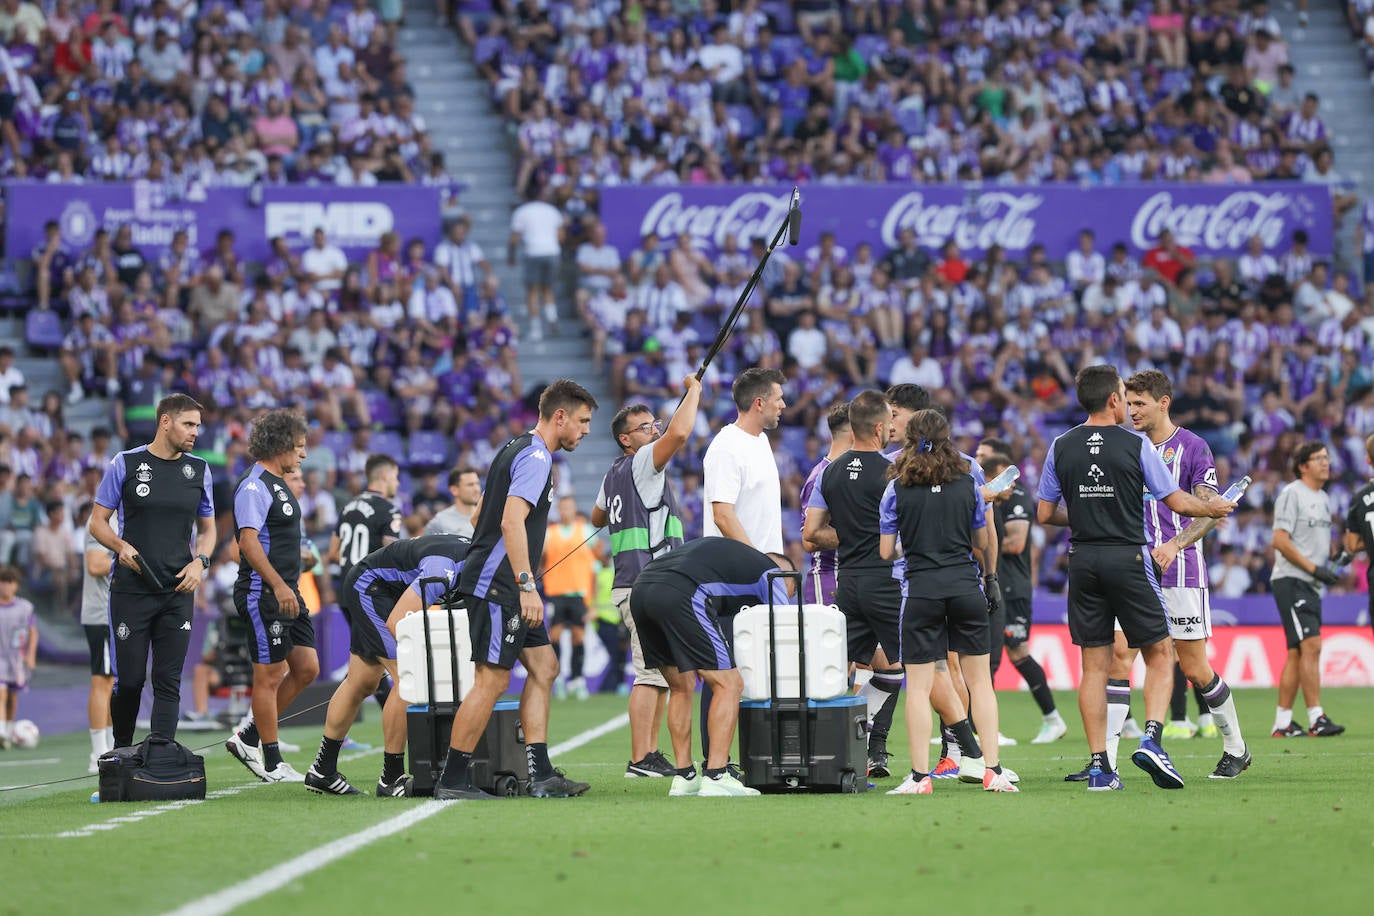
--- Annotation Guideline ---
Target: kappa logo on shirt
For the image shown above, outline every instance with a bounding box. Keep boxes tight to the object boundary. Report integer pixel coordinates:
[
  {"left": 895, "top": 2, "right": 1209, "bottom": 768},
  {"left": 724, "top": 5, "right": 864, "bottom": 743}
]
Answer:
[
  {"left": 135, "top": 463, "right": 153, "bottom": 483},
  {"left": 1364, "top": 492, "right": 1374, "bottom": 507},
  {"left": 1086, "top": 432, "right": 1103, "bottom": 455},
  {"left": 245, "top": 481, "right": 259, "bottom": 492}
]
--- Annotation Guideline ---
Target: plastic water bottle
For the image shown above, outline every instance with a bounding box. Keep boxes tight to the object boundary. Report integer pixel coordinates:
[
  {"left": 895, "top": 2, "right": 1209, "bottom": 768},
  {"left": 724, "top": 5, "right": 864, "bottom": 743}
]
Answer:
[
  {"left": 90, "top": 791, "right": 100, "bottom": 803},
  {"left": 986, "top": 465, "right": 1020, "bottom": 495},
  {"left": 1221, "top": 476, "right": 1251, "bottom": 502}
]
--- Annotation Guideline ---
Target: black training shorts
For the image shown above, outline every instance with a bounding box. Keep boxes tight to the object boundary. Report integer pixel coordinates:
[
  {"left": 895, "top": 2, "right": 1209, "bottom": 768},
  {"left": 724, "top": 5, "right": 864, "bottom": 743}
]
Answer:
[
  {"left": 1066, "top": 544, "right": 1169, "bottom": 650},
  {"left": 836, "top": 572, "right": 903, "bottom": 667},
  {"left": 900, "top": 589, "right": 990, "bottom": 665},
  {"left": 629, "top": 576, "right": 735, "bottom": 673},
  {"left": 1272, "top": 577, "right": 1322, "bottom": 650},
  {"left": 467, "top": 594, "right": 551, "bottom": 670}
]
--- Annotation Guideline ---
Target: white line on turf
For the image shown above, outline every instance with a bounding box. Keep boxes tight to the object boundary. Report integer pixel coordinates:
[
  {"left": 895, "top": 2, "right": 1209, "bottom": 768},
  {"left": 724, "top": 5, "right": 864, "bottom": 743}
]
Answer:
[
  {"left": 161, "top": 713, "right": 630, "bottom": 916},
  {"left": 0, "top": 758, "right": 61, "bottom": 767}
]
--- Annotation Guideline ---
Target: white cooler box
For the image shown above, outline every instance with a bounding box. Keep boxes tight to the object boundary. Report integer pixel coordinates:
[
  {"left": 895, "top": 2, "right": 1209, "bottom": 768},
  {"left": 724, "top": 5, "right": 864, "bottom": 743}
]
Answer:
[
  {"left": 395, "top": 607, "right": 475, "bottom": 705},
  {"left": 733, "top": 603, "right": 848, "bottom": 701}
]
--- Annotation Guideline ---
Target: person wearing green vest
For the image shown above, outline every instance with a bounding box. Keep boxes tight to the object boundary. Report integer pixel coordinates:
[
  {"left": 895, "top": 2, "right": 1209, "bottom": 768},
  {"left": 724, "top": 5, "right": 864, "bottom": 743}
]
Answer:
[
  {"left": 592, "top": 374, "right": 701, "bottom": 778},
  {"left": 590, "top": 561, "right": 628, "bottom": 695}
]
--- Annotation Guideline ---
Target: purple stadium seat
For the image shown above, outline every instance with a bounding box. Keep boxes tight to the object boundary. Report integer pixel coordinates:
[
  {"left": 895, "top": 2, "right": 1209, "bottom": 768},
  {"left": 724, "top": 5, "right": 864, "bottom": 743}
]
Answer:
[
  {"left": 25, "top": 308, "right": 64, "bottom": 350},
  {"left": 369, "top": 430, "right": 405, "bottom": 461},
  {"left": 762, "top": 1, "right": 795, "bottom": 33},
  {"left": 407, "top": 430, "right": 451, "bottom": 469},
  {"left": 874, "top": 348, "right": 905, "bottom": 384},
  {"left": 321, "top": 430, "right": 352, "bottom": 459},
  {"left": 779, "top": 425, "right": 809, "bottom": 461},
  {"left": 362, "top": 390, "right": 401, "bottom": 430}
]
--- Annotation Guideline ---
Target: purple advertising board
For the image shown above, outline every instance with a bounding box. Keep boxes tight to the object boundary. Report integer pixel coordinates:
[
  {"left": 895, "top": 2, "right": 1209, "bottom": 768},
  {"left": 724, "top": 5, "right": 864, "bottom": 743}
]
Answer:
[
  {"left": 599, "top": 183, "right": 1334, "bottom": 261},
  {"left": 3, "top": 181, "right": 443, "bottom": 262}
]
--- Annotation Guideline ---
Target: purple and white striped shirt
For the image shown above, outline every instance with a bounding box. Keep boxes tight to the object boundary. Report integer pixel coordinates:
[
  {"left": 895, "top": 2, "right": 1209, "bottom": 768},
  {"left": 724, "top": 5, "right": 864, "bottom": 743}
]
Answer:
[{"left": 1144, "top": 426, "right": 1218, "bottom": 589}]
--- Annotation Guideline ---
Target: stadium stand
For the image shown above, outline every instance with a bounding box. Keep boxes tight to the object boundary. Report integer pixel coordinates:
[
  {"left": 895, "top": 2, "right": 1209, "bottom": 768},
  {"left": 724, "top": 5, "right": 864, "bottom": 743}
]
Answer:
[{"left": 1, "top": 0, "right": 1371, "bottom": 642}]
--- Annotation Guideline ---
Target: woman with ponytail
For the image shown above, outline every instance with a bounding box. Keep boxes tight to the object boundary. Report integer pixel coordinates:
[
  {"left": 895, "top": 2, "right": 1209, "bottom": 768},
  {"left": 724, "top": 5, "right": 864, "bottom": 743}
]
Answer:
[{"left": 879, "top": 409, "right": 1018, "bottom": 794}]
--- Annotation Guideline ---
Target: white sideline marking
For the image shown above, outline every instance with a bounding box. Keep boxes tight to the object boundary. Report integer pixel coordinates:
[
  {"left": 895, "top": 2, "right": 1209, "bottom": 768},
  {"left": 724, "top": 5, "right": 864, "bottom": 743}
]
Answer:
[
  {"left": 0, "top": 758, "right": 61, "bottom": 767},
  {"left": 162, "top": 714, "right": 630, "bottom": 916}
]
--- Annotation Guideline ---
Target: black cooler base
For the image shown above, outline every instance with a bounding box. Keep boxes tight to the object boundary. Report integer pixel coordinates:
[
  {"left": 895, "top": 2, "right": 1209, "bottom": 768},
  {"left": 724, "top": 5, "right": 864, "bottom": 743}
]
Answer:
[
  {"left": 406, "top": 697, "right": 528, "bottom": 797},
  {"left": 738, "top": 696, "right": 868, "bottom": 793}
]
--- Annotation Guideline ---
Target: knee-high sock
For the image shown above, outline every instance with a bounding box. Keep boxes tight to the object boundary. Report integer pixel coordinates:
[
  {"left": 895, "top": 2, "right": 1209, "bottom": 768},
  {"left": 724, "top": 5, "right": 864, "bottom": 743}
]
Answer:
[
  {"left": 1199, "top": 675, "right": 1245, "bottom": 755},
  {"left": 864, "top": 669, "right": 903, "bottom": 745},
  {"left": 1193, "top": 682, "right": 1210, "bottom": 721},
  {"left": 948, "top": 718, "right": 981, "bottom": 760},
  {"left": 1169, "top": 663, "right": 1188, "bottom": 722},
  {"left": 1106, "top": 678, "right": 1131, "bottom": 772},
  {"left": 571, "top": 643, "right": 585, "bottom": 679},
  {"left": 1012, "top": 655, "right": 1057, "bottom": 716}
]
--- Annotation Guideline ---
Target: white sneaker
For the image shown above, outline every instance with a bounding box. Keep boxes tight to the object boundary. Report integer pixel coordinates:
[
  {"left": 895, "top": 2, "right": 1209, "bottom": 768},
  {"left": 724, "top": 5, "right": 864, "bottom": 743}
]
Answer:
[
  {"left": 528, "top": 319, "right": 544, "bottom": 342},
  {"left": 262, "top": 761, "right": 307, "bottom": 783},
  {"left": 543, "top": 303, "right": 559, "bottom": 327},
  {"left": 226, "top": 731, "right": 268, "bottom": 780},
  {"left": 1032, "top": 715, "right": 1068, "bottom": 744},
  {"left": 89, "top": 753, "right": 101, "bottom": 775},
  {"left": 983, "top": 769, "right": 1020, "bottom": 793},
  {"left": 669, "top": 774, "right": 700, "bottom": 797},
  {"left": 67, "top": 382, "right": 84, "bottom": 405},
  {"left": 1121, "top": 718, "right": 1144, "bottom": 739},
  {"left": 1002, "top": 765, "right": 1020, "bottom": 784},
  {"left": 997, "top": 732, "right": 1018, "bottom": 746},
  {"left": 277, "top": 739, "right": 302, "bottom": 753},
  {"left": 698, "top": 773, "right": 760, "bottom": 797},
  {"left": 886, "top": 773, "right": 933, "bottom": 795},
  {"left": 958, "top": 756, "right": 986, "bottom": 784},
  {"left": 571, "top": 678, "right": 589, "bottom": 701}
]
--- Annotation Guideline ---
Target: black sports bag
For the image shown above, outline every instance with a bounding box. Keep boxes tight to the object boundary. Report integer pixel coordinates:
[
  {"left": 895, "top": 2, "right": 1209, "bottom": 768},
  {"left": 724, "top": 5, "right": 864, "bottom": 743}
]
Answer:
[{"left": 98, "top": 734, "right": 207, "bottom": 802}]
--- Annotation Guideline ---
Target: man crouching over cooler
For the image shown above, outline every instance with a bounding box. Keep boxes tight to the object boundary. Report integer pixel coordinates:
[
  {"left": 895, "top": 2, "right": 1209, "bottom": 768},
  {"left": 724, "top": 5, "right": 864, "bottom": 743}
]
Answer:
[{"left": 630, "top": 538, "right": 794, "bottom": 798}]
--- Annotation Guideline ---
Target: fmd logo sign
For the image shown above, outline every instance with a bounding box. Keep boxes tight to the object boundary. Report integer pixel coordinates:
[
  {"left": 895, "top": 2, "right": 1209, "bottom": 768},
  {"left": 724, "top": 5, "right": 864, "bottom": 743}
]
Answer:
[{"left": 264, "top": 202, "right": 396, "bottom": 247}]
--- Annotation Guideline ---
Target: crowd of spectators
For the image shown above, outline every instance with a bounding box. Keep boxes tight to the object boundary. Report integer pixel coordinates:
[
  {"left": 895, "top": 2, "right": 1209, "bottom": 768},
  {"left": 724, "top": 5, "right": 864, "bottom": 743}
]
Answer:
[
  {"left": 468, "top": 0, "right": 1352, "bottom": 206},
  {"left": 0, "top": 0, "right": 458, "bottom": 197}
]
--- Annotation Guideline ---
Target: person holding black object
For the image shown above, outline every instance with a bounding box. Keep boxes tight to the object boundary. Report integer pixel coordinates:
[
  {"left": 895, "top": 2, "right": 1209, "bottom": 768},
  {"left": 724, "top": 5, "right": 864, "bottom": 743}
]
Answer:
[
  {"left": 802, "top": 389, "right": 905, "bottom": 779},
  {"left": 878, "top": 409, "right": 1015, "bottom": 795},
  {"left": 90, "top": 394, "right": 216, "bottom": 750},
  {"left": 225, "top": 410, "right": 319, "bottom": 784},
  {"left": 1036, "top": 365, "right": 1234, "bottom": 792},
  {"left": 436, "top": 380, "right": 598, "bottom": 801}
]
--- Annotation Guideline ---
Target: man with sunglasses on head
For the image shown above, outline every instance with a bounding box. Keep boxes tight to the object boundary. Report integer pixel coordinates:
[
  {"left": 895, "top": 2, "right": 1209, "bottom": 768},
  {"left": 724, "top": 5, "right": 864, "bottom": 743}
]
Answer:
[{"left": 593, "top": 374, "right": 702, "bottom": 779}]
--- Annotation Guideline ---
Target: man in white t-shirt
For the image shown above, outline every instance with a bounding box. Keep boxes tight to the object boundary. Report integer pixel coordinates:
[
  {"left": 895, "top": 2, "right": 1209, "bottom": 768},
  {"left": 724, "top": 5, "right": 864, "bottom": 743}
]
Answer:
[
  {"left": 704, "top": 367, "right": 785, "bottom": 554},
  {"left": 699, "top": 366, "right": 785, "bottom": 760},
  {"left": 301, "top": 227, "right": 348, "bottom": 292},
  {"left": 592, "top": 376, "right": 702, "bottom": 779},
  {"left": 508, "top": 187, "right": 566, "bottom": 341}
]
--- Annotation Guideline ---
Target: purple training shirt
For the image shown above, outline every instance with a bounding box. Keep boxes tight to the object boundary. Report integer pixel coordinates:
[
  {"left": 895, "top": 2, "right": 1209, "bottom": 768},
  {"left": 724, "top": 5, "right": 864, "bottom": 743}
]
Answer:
[{"left": 1143, "top": 426, "right": 1218, "bottom": 589}]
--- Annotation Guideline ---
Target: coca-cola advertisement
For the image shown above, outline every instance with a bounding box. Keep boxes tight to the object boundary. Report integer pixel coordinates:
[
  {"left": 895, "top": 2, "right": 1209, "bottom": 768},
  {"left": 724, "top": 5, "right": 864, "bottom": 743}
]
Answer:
[{"left": 600, "top": 183, "right": 1333, "bottom": 261}]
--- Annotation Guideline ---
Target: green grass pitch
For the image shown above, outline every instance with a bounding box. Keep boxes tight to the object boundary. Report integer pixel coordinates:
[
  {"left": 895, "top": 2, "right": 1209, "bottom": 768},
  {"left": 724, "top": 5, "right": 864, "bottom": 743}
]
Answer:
[{"left": 1, "top": 688, "right": 1370, "bottom": 915}]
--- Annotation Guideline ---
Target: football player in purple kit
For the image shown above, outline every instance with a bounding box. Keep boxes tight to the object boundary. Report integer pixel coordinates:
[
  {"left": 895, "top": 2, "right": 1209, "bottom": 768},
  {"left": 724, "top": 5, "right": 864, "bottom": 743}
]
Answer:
[
  {"left": 1124, "top": 371, "right": 1250, "bottom": 778},
  {"left": 799, "top": 402, "right": 850, "bottom": 609}
]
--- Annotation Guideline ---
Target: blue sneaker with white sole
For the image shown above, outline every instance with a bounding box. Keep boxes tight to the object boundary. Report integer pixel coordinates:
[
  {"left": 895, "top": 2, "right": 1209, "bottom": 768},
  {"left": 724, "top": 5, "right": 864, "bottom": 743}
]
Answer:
[
  {"left": 1086, "top": 768, "right": 1123, "bottom": 791},
  {"left": 1132, "top": 738, "right": 1185, "bottom": 789}
]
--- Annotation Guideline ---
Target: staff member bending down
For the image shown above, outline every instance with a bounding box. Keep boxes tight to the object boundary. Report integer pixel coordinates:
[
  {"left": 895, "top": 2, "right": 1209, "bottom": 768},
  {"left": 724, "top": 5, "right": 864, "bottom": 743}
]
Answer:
[
  {"left": 307, "top": 535, "right": 472, "bottom": 796},
  {"left": 90, "top": 394, "right": 216, "bottom": 749},
  {"left": 226, "top": 410, "right": 319, "bottom": 783},
  {"left": 630, "top": 537, "right": 795, "bottom": 798},
  {"left": 879, "top": 409, "right": 1016, "bottom": 795}
]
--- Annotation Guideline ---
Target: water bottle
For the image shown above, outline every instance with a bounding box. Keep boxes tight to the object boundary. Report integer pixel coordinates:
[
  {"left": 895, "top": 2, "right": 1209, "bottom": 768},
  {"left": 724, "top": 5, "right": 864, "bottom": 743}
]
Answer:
[
  {"left": 1331, "top": 550, "right": 1354, "bottom": 575},
  {"left": 1220, "top": 475, "right": 1251, "bottom": 502},
  {"left": 986, "top": 465, "right": 1020, "bottom": 495}
]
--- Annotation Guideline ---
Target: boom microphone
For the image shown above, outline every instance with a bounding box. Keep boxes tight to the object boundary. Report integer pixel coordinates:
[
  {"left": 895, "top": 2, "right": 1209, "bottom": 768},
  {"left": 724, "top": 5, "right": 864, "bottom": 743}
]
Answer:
[{"left": 787, "top": 187, "right": 802, "bottom": 247}]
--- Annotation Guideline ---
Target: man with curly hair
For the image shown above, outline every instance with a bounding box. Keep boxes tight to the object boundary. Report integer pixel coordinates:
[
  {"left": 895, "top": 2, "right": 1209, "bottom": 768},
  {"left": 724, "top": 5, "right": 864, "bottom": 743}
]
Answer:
[{"left": 226, "top": 409, "right": 319, "bottom": 783}]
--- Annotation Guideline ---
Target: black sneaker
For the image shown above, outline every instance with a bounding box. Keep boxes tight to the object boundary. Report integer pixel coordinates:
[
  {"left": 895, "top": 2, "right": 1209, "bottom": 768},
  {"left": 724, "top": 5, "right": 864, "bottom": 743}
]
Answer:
[
  {"left": 867, "top": 750, "right": 892, "bottom": 779},
  {"left": 1271, "top": 722, "right": 1307, "bottom": 738},
  {"left": 376, "top": 774, "right": 412, "bottom": 797},
  {"left": 529, "top": 768, "right": 590, "bottom": 798},
  {"left": 625, "top": 751, "right": 676, "bottom": 778},
  {"left": 305, "top": 766, "right": 364, "bottom": 796},
  {"left": 1064, "top": 763, "right": 1092, "bottom": 782},
  {"left": 434, "top": 782, "right": 498, "bottom": 801},
  {"left": 1208, "top": 748, "right": 1252, "bottom": 779},
  {"left": 1308, "top": 715, "right": 1345, "bottom": 737}
]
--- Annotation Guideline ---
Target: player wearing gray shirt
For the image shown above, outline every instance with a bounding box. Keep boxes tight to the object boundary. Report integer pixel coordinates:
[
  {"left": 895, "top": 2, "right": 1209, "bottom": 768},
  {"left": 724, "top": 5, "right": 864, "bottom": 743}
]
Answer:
[
  {"left": 423, "top": 466, "right": 480, "bottom": 539},
  {"left": 81, "top": 528, "right": 115, "bottom": 771},
  {"left": 1269, "top": 442, "right": 1345, "bottom": 738}
]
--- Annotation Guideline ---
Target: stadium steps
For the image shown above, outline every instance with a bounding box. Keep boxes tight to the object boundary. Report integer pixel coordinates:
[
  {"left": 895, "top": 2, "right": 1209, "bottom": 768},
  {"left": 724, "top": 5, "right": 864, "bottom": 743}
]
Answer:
[
  {"left": 402, "top": 2, "right": 617, "bottom": 504},
  {"left": 1276, "top": 4, "right": 1374, "bottom": 270}
]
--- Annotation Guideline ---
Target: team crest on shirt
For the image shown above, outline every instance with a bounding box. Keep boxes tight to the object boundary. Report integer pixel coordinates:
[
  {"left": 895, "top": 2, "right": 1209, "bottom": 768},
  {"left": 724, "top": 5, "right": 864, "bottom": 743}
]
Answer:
[
  {"left": 182, "top": 463, "right": 195, "bottom": 479},
  {"left": 116, "top": 623, "right": 130, "bottom": 640},
  {"left": 506, "top": 615, "right": 521, "bottom": 633},
  {"left": 136, "top": 484, "right": 151, "bottom": 497},
  {"left": 1162, "top": 447, "right": 1176, "bottom": 464},
  {"left": 136, "top": 463, "right": 152, "bottom": 483}
]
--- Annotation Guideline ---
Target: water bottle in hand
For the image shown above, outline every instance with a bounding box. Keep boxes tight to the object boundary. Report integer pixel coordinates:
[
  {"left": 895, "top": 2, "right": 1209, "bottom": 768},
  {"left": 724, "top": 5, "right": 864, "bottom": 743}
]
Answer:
[
  {"left": 1220, "top": 475, "right": 1251, "bottom": 503},
  {"left": 987, "top": 465, "right": 1020, "bottom": 496}
]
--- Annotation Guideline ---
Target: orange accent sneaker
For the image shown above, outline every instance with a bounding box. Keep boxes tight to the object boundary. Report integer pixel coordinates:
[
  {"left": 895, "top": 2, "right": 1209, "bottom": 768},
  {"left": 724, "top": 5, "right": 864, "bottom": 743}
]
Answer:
[
  {"left": 983, "top": 769, "right": 1020, "bottom": 793},
  {"left": 931, "top": 757, "right": 960, "bottom": 779},
  {"left": 886, "top": 773, "right": 933, "bottom": 795}
]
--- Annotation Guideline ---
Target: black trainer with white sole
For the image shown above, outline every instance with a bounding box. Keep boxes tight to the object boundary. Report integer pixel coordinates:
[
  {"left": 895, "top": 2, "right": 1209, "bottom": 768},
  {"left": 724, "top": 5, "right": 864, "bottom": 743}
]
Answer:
[
  {"left": 305, "top": 766, "right": 364, "bottom": 796},
  {"left": 530, "top": 769, "right": 590, "bottom": 798},
  {"left": 1208, "top": 748, "right": 1252, "bottom": 779},
  {"left": 1308, "top": 715, "right": 1345, "bottom": 737},
  {"left": 625, "top": 751, "right": 676, "bottom": 778},
  {"left": 377, "top": 775, "right": 412, "bottom": 797}
]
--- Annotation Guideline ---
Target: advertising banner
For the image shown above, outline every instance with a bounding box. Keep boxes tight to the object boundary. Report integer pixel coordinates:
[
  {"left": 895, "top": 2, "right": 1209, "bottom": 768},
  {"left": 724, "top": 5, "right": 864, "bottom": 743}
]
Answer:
[
  {"left": 3, "top": 181, "right": 443, "bottom": 262},
  {"left": 599, "top": 183, "right": 1334, "bottom": 261}
]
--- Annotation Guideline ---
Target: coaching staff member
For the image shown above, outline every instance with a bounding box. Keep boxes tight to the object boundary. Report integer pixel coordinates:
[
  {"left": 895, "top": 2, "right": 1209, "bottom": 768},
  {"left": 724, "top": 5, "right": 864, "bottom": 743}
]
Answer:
[
  {"left": 630, "top": 537, "right": 795, "bottom": 798},
  {"left": 436, "top": 379, "right": 598, "bottom": 801},
  {"left": 226, "top": 409, "right": 318, "bottom": 783},
  {"left": 1037, "top": 365, "right": 1232, "bottom": 791},
  {"left": 592, "top": 374, "right": 701, "bottom": 779},
  {"left": 90, "top": 394, "right": 216, "bottom": 749}
]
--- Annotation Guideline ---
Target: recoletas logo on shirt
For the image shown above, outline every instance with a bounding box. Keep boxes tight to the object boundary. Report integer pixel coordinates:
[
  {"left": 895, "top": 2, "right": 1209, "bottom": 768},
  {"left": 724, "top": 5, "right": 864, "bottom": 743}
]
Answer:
[{"left": 1078, "top": 463, "right": 1115, "bottom": 498}]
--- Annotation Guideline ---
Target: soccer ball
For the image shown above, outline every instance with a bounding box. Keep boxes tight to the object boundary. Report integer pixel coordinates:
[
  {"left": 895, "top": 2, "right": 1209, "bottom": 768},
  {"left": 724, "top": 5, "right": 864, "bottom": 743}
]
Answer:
[{"left": 10, "top": 719, "right": 39, "bottom": 749}]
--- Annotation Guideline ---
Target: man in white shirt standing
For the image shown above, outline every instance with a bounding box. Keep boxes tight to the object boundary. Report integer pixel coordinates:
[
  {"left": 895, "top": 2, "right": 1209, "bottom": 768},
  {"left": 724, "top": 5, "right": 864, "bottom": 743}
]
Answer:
[
  {"left": 508, "top": 187, "right": 566, "bottom": 341},
  {"left": 700, "top": 366, "right": 785, "bottom": 761},
  {"left": 301, "top": 227, "right": 348, "bottom": 293}
]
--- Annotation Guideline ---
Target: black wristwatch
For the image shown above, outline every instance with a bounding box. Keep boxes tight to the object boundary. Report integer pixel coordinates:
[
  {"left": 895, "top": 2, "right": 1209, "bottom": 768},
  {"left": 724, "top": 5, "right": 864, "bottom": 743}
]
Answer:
[
  {"left": 516, "top": 571, "right": 537, "bottom": 593},
  {"left": 197, "top": 554, "right": 211, "bottom": 570}
]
